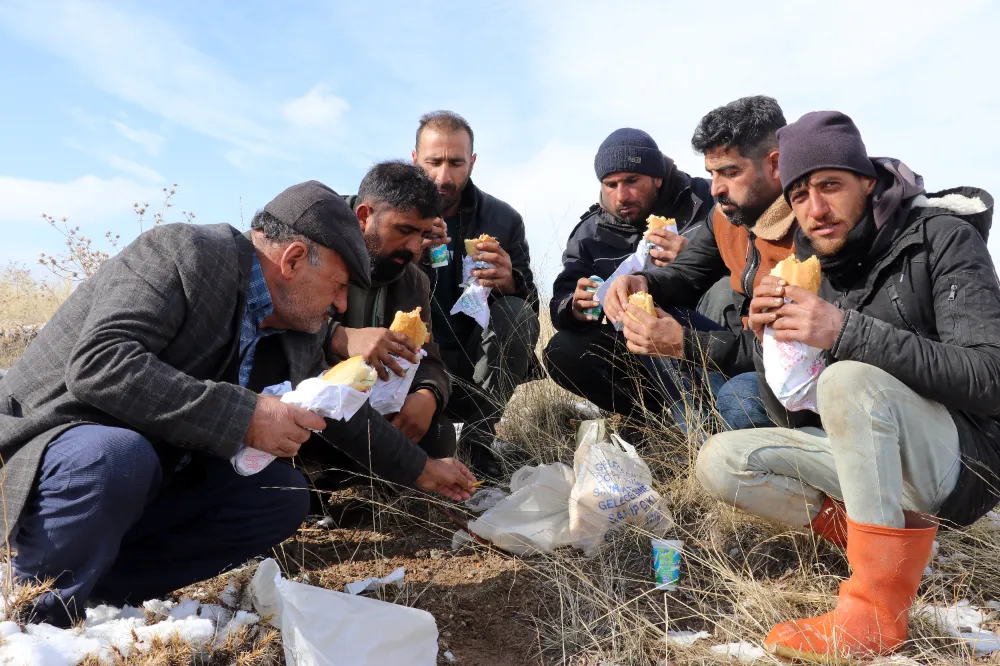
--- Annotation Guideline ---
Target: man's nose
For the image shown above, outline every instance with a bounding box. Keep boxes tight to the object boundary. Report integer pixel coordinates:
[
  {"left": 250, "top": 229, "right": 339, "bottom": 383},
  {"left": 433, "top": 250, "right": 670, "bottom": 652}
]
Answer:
[
  {"left": 332, "top": 287, "right": 348, "bottom": 314},
  {"left": 808, "top": 190, "right": 830, "bottom": 219},
  {"left": 711, "top": 178, "right": 726, "bottom": 199}
]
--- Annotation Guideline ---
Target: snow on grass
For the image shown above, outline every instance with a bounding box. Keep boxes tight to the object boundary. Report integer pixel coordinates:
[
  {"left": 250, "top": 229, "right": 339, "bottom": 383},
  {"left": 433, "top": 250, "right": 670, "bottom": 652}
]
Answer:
[
  {"left": 708, "top": 641, "right": 769, "bottom": 662},
  {"left": 0, "top": 598, "right": 261, "bottom": 665},
  {"left": 915, "top": 600, "right": 1000, "bottom": 655}
]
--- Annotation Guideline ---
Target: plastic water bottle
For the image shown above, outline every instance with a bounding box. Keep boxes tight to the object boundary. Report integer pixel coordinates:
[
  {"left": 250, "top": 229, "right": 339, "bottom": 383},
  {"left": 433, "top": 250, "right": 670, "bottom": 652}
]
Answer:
[{"left": 584, "top": 275, "right": 604, "bottom": 317}]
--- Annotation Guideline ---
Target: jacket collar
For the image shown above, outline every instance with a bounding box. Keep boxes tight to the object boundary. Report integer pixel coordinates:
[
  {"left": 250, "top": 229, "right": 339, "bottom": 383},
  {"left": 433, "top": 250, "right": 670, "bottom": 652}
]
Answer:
[
  {"left": 749, "top": 196, "right": 795, "bottom": 241},
  {"left": 456, "top": 179, "right": 482, "bottom": 217}
]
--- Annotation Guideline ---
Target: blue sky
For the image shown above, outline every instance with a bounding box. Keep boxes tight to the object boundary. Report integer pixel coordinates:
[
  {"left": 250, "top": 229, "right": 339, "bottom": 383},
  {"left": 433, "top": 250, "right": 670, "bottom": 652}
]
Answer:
[{"left": 2, "top": 0, "right": 998, "bottom": 292}]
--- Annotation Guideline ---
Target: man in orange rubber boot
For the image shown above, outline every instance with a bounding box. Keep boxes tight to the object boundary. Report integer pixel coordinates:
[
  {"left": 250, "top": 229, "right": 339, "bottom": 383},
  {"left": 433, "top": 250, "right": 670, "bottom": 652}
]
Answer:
[{"left": 695, "top": 110, "right": 1000, "bottom": 663}]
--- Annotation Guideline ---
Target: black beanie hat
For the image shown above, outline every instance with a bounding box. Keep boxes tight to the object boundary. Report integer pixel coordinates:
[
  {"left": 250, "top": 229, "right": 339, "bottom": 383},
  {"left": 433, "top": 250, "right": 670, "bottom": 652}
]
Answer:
[
  {"left": 777, "top": 111, "right": 877, "bottom": 196},
  {"left": 594, "top": 128, "right": 666, "bottom": 181}
]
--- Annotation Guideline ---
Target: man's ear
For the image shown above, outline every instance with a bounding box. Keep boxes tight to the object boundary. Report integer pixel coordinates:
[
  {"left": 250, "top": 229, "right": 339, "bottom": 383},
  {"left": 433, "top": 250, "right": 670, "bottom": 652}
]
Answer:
[
  {"left": 411, "top": 149, "right": 418, "bottom": 165},
  {"left": 469, "top": 153, "right": 477, "bottom": 173},
  {"left": 356, "top": 203, "right": 372, "bottom": 233},
  {"left": 766, "top": 150, "right": 780, "bottom": 181},
  {"left": 863, "top": 175, "right": 877, "bottom": 196},
  {"left": 652, "top": 177, "right": 663, "bottom": 190},
  {"left": 278, "top": 241, "right": 310, "bottom": 279}
]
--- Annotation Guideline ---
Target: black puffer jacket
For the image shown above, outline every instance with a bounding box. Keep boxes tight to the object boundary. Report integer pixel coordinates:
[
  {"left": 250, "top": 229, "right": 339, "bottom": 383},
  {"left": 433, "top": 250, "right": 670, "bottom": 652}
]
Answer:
[
  {"left": 757, "top": 186, "right": 1000, "bottom": 527},
  {"left": 550, "top": 163, "right": 713, "bottom": 331}
]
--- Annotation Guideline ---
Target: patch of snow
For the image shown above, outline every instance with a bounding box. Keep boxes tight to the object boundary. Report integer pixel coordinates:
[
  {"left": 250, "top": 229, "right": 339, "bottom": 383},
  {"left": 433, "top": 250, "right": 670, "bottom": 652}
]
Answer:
[
  {"left": 344, "top": 566, "right": 406, "bottom": 595},
  {"left": 574, "top": 401, "right": 602, "bottom": 418},
  {"left": 666, "top": 630, "right": 710, "bottom": 646},
  {"left": 916, "top": 601, "right": 1000, "bottom": 655},
  {"left": 709, "top": 641, "right": 768, "bottom": 662}
]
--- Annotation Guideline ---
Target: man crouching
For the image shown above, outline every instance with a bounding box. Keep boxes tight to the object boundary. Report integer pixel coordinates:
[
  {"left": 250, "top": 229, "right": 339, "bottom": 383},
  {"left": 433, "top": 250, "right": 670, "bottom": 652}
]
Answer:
[{"left": 695, "top": 111, "right": 1000, "bottom": 661}]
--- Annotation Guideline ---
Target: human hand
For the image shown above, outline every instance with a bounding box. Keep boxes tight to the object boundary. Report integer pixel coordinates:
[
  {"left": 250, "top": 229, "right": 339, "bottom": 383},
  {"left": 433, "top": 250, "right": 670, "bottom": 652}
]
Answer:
[
  {"left": 748, "top": 275, "right": 788, "bottom": 341},
  {"left": 244, "top": 394, "right": 326, "bottom": 457},
  {"left": 344, "top": 327, "right": 419, "bottom": 380},
  {"left": 604, "top": 274, "right": 649, "bottom": 324},
  {"left": 769, "top": 285, "right": 844, "bottom": 350},
  {"left": 421, "top": 217, "right": 451, "bottom": 253},
  {"left": 415, "top": 457, "right": 478, "bottom": 501},
  {"left": 472, "top": 240, "right": 515, "bottom": 293},
  {"left": 645, "top": 228, "right": 689, "bottom": 267},
  {"left": 622, "top": 305, "right": 684, "bottom": 358},
  {"left": 571, "top": 276, "right": 601, "bottom": 321},
  {"left": 390, "top": 389, "right": 437, "bottom": 442}
]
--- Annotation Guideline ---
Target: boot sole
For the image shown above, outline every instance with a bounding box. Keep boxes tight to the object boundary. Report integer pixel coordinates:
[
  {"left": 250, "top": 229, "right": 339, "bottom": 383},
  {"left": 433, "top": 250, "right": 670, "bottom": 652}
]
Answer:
[{"left": 766, "top": 641, "right": 855, "bottom": 665}]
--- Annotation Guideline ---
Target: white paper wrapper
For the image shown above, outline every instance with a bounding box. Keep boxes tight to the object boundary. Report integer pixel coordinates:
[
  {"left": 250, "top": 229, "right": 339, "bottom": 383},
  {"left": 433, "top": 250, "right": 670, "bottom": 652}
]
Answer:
[
  {"left": 450, "top": 281, "right": 491, "bottom": 328},
  {"left": 370, "top": 349, "right": 427, "bottom": 415},
  {"left": 461, "top": 255, "right": 495, "bottom": 287},
  {"left": 762, "top": 303, "right": 827, "bottom": 413},
  {"left": 231, "top": 374, "right": 372, "bottom": 476}
]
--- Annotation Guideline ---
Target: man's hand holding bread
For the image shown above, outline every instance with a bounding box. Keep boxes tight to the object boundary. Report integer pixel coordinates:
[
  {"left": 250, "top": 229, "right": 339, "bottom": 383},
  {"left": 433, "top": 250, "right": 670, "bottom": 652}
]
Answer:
[
  {"left": 749, "top": 255, "right": 842, "bottom": 349},
  {"left": 467, "top": 233, "right": 515, "bottom": 293}
]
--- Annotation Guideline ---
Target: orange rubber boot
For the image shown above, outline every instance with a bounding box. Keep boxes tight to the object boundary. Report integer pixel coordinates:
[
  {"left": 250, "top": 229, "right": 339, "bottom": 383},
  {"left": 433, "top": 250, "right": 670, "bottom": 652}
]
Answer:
[
  {"left": 809, "top": 497, "right": 848, "bottom": 548},
  {"left": 763, "top": 513, "right": 937, "bottom": 664}
]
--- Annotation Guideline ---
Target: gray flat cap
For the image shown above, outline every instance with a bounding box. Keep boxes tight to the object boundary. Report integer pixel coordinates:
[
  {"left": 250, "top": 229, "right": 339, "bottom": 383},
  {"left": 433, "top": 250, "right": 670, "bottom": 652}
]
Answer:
[{"left": 263, "top": 180, "right": 370, "bottom": 288}]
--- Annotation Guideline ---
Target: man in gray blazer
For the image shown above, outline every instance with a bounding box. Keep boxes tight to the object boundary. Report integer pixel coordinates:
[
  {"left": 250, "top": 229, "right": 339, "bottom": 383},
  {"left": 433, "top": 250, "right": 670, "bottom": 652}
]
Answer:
[{"left": 0, "top": 180, "right": 475, "bottom": 626}]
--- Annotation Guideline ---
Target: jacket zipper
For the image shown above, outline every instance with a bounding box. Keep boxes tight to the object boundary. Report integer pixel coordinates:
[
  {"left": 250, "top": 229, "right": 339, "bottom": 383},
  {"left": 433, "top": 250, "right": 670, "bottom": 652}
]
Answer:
[
  {"left": 886, "top": 283, "right": 917, "bottom": 333},
  {"left": 740, "top": 232, "right": 760, "bottom": 314}
]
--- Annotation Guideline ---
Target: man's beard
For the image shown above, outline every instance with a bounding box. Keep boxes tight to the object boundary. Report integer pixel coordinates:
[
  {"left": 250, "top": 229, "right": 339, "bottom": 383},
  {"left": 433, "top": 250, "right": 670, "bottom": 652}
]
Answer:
[
  {"left": 717, "top": 179, "right": 773, "bottom": 228},
  {"left": 366, "top": 231, "right": 413, "bottom": 283},
  {"left": 274, "top": 282, "right": 327, "bottom": 333},
  {"left": 437, "top": 177, "right": 469, "bottom": 212}
]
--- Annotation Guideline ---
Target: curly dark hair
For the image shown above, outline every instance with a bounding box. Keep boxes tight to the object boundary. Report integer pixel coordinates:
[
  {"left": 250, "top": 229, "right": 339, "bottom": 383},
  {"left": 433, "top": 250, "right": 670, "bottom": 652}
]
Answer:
[
  {"left": 691, "top": 95, "right": 786, "bottom": 160},
  {"left": 357, "top": 160, "right": 442, "bottom": 219}
]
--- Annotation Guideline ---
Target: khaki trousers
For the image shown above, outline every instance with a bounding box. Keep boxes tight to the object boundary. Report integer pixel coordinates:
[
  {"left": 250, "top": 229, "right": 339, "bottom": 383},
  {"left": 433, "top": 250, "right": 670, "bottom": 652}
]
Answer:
[{"left": 696, "top": 361, "right": 962, "bottom": 529}]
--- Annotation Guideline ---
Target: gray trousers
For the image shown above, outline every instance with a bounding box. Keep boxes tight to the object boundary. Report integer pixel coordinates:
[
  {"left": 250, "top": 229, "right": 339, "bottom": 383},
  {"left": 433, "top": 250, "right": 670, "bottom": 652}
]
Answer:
[
  {"left": 696, "top": 361, "right": 962, "bottom": 529},
  {"left": 442, "top": 295, "right": 540, "bottom": 448}
]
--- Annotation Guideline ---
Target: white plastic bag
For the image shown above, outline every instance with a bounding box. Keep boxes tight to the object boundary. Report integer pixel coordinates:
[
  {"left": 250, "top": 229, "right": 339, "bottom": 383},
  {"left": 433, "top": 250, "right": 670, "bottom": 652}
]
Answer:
[
  {"left": 762, "top": 301, "right": 827, "bottom": 413},
  {"left": 231, "top": 374, "right": 372, "bottom": 476},
  {"left": 369, "top": 349, "right": 427, "bottom": 415},
  {"left": 568, "top": 421, "right": 672, "bottom": 556},
  {"left": 460, "top": 255, "right": 495, "bottom": 287},
  {"left": 450, "top": 282, "right": 491, "bottom": 328},
  {"left": 467, "top": 463, "right": 576, "bottom": 555},
  {"left": 251, "top": 558, "right": 438, "bottom": 666},
  {"left": 595, "top": 221, "right": 678, "bottom": 305}
]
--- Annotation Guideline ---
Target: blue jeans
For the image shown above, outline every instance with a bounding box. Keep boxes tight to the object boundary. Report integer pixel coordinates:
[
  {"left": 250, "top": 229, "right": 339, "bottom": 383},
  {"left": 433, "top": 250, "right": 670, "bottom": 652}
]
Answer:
[
  {"left": 12, "top": 425, "right": 310, "bottom": 626},
  {"left": 640, "top": 307, "right": 773, "bottom": 433}
]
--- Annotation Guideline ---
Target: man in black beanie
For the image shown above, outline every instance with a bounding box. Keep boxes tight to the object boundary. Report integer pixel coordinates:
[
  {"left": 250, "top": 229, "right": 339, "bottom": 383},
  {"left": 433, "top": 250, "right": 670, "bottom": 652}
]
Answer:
[{"left": 695, "top": 110, "right": 1000, "bottom": 662}]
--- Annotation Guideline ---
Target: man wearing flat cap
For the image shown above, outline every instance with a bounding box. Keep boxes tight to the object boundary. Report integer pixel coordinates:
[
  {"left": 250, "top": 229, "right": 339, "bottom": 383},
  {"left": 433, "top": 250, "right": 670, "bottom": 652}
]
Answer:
[{"left": 0, "top": 180, "right": 475, "bottom": 627}]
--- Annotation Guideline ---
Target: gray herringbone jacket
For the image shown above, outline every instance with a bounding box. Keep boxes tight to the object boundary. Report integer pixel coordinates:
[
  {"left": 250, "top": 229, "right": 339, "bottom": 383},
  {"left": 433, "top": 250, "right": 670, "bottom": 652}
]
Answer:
[{"left": 0, "top": 223, "right": 427, "bottom": 538}]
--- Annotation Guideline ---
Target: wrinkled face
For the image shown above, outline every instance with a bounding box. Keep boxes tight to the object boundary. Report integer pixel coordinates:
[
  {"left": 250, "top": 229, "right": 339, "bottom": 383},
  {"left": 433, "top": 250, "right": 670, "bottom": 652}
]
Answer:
[
  {"left": 413, "top": 128, "right": 475, "bottom": 213},
  {"left": 703, "top": 146, "right": 781, "bottom": 227},
  {"left": 788, "top": 169, "right": 876, "bottom": 256},
  {"left": 600, "top": 172, "right": 662, "bottom": 224},
  {"left": 359, "top": 204, "right": 435, "bottom": 282},
  {"left": 270, "top": 243, "right": 351, "bottom": 333}
]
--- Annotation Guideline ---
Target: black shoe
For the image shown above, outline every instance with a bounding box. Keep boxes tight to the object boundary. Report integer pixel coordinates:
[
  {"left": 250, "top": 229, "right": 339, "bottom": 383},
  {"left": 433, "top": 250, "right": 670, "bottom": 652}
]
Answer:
[{"left": 467, "top": 443, "right": 502, "bottom": 481}]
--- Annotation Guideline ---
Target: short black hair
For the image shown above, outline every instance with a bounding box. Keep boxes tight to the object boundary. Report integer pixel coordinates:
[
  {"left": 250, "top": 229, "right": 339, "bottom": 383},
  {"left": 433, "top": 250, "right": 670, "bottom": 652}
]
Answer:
[
  {"left": 250, "top": 209, "right": 321, "bottom": 265},
  {"left": 416, "top": 110, "right": 474, "bottom": 152},
  {"left": 691, "top": 95, "right": 786, "bottom": 160},
  {"left": 357, "top": 160, "right": 442, "bottom": 220}
]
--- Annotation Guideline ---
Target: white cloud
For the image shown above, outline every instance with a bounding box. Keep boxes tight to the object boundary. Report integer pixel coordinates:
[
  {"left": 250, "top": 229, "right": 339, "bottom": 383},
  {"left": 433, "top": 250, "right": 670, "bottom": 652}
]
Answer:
[
  {"left": 282, "top": 84, "right": 349, "bottom": 129},
  {"left": 0, "top": 0, "right": 285, "bottom": 160},
  {"left": 112, "top": 121, "right": 165, "bottom": 156},
  {"left": 103, "top": 155, "right": 164, "bottom": 184},
  {"left": 0, "top": 174, "right": 157, "bottom": 224}
]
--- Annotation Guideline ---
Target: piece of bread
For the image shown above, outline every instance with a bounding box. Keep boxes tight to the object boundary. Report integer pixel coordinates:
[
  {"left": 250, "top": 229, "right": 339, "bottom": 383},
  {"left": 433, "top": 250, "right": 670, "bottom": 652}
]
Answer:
[
  {"left": 389, "top": 307, "right": 430, "bottom": 347},
  {"left": 464, "top": 233, "right": 498, "bottom": 258},
  {"left": 770, "top": 255, "right": 822, "bottom": 294},
  {"left": 627, "top": 291, "right": 656, "bottom": 320},
  {"left": 321, "top": 356, "right": 377, "bottom": 392},
  {"left": 646, "top": 215, "right": 677, "bottom": 232}
]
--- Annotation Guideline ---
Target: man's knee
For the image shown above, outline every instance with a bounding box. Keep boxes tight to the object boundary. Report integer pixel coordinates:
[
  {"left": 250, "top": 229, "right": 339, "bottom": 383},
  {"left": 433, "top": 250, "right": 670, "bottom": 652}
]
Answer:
[
  {"left": 489, "top": 296, "right": 539, "bottom": 346},
  {"left": 543, "top": 331, "right": 584, "bottom": 382},
  {"left": 695, "top": 432, "right": 746, "bottom": 504},
  {"left": 817, "top": 361, "right": 901, "bottom": 428},
  {"left": 48, "top": 425, "right": 162, "bottom": 507}
]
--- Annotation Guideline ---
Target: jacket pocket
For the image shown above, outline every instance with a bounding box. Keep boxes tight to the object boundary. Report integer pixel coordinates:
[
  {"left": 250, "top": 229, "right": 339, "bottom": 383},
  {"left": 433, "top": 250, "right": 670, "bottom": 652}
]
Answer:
[
  {"left": 886, "top": 283, "right": 917, "bottom": 333},
  {"left": 941, "top": 276, "right": 1000, "bottom": 347}
]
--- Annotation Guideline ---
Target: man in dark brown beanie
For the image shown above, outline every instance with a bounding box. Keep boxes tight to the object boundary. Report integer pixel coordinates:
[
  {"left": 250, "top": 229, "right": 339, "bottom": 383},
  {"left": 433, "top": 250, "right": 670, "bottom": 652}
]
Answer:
[
  {"left": 0, "top": 180, "right": 475, "bottom": 627},
  {"left": 695, "top": 110, "right": 999, "bottom": 662}
]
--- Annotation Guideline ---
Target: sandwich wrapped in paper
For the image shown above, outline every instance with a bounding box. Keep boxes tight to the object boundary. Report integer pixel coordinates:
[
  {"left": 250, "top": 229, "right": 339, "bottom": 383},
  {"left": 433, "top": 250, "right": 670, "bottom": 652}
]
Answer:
[
  {"left": 370, "top": 308, "right": 430, "bottom": 415},
  {"left": 452, "top": 234, "right": 497, "bottom": 328},
  {"left": 596, "top": 215, "right": 678, "bottom": 307},
  {"left": 231, "top": 356, "right": 377, "bottom": 476},
  {"left": 762, "top": 255, "right": 826, "bottom": 413}
]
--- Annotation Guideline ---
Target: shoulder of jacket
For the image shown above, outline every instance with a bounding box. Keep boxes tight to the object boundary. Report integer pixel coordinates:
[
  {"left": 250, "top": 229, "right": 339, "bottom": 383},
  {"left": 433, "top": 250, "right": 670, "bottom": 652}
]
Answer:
[
  {"left": 404, "top": 262, "right": 431, "bottom": 291},
  {"left": 476, "top": 188, "right": 522, "bottom": 224}
]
